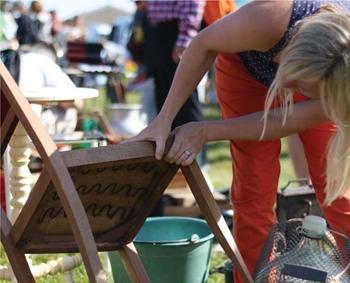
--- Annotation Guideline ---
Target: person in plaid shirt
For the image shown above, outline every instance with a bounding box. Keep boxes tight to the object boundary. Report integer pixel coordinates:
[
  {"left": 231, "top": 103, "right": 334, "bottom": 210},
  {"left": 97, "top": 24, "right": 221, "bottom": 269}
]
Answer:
[
  {"left": 144, "top": 0, "right": 205, "bottom": 130},
  {"left": 147, "top": 1, "right": 205, "bottom": 56}
]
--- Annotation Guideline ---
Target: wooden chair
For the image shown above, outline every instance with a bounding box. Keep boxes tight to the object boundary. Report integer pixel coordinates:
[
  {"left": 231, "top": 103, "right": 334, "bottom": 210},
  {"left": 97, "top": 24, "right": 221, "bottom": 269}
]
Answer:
[{"left": 0, "top": 60, "right": 253, "bottom": 283}]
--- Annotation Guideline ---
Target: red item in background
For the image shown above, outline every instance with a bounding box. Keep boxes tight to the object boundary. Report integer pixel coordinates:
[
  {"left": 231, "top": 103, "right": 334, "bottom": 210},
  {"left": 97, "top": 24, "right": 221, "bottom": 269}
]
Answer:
[
  {"left": 66, "top": 41, "right": 104, "bottom": 64},
  {"left": 0, "top": 173, "right": 6, "bottom": 213},
  {"left": 203, "top": 0, "right": 238, "bottom": 26}
]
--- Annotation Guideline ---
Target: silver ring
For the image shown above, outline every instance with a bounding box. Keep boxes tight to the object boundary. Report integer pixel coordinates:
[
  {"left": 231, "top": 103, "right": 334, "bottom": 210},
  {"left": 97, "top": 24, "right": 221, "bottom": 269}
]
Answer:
[{"left": 184, "top": 150, "right": 191, "bottom": 157}]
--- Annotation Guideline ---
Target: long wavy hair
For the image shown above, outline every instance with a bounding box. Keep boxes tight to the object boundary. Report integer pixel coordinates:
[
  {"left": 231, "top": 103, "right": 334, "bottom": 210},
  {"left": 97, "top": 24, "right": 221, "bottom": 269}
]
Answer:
[{"left": 262, "top": 11, "right": 350, "bottom": 206}]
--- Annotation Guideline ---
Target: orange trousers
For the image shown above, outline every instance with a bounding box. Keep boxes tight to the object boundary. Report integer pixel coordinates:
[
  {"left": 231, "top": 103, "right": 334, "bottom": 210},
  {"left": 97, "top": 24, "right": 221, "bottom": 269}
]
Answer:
[{"left": 215, "top": 53, "right": 350, "bottom": 283}]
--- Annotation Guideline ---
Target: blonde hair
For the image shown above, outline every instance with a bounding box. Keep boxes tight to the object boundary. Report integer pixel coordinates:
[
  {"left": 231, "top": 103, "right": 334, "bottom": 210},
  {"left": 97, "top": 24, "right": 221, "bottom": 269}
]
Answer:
[{"left": 262, "top": 12, "right": 350, "bottom": 206}]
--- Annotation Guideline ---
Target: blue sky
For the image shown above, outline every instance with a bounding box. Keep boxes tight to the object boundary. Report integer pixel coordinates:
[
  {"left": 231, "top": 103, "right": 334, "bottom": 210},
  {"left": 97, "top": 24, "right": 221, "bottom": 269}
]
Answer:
[{"left": 19, "top": 0, "right": 136, "bottom": 20}]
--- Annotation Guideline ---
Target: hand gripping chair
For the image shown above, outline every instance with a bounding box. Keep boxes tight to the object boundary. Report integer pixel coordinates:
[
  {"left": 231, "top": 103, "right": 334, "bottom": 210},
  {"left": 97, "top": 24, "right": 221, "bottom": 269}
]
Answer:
[{"left": 0, "top": 60, "right": 253, "bottom": 283}]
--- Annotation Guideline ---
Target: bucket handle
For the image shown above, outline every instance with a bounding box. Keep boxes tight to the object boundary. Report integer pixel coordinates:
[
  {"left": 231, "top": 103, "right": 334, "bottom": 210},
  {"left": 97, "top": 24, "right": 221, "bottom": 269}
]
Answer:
[{"left": 134, "top": 234, "right": 200, "bottom": 245}]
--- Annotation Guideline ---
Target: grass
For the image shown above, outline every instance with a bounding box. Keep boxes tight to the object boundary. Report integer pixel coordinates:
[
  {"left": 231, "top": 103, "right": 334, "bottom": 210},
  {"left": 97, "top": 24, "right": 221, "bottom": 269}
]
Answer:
[
  {"left": 0, "top": 248, "right": 114, "bottom": 283},
  {"left": 1, "top": 88, "right": 296, "bottom": 282}
]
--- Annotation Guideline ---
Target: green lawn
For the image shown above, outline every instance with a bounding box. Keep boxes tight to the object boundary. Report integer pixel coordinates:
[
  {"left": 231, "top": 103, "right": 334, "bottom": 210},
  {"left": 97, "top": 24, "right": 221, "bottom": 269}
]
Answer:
[{"left": 1, "top": 89, "right": 296, "bottom": 282}]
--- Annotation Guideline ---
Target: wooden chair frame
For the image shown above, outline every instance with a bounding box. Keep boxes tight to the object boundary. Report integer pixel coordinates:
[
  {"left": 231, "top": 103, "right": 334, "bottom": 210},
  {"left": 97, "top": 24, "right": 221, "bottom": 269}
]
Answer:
[{"left": 0, "top": 60, "right": 253, "bottom": 283}]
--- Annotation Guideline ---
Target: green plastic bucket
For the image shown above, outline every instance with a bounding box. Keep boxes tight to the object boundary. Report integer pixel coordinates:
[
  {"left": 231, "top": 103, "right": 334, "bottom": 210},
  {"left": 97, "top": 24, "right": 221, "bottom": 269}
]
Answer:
[{"left": 109, "top": 217, "right": 214, "bottom": 283}]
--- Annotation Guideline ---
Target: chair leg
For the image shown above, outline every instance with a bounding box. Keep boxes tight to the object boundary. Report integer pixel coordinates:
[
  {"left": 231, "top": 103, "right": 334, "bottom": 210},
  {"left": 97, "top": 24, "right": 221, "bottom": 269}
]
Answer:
[
  {"left": 0, "top": 209, "right": 35, "bottom": 283},
  {"left": 182, "top": 163, "right": 254, "bottom": 283},
  {"left": 47, "top": 152, "right": 107, "bottom": 283},
  {"left": 118, "top": 242, "right": 150, "bottom": 283}
]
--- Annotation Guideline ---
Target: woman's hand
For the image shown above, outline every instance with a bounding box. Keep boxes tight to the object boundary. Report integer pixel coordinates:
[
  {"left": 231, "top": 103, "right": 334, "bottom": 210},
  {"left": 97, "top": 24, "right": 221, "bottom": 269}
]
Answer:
[
  {"left": 165, "top": 122, "right": 207, "bottom": 166},
  {"left": 121, "top": 116, "right": 172, "bottom": 160}
]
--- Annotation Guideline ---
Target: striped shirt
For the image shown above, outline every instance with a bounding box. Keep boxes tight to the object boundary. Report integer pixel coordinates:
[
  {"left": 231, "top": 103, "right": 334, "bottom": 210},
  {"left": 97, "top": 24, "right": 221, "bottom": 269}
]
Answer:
[{"left": 147, "top": 0, "right": 205, "bottom": 48}]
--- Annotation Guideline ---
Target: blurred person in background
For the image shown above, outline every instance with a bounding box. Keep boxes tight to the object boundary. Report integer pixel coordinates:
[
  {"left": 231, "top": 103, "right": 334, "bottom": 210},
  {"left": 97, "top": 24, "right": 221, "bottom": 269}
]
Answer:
[
  {"left": 13, "top": 1, "right": 36, "bottom": 46},
  {"left": 143, "top": 0, "right": 207, "bottom": 166},
  {"left": 28, "top": 1, "right": 52, "bottom": 43},
  {"left": 127, "top": 1, "right": 148, "bottom": 83},
  {"left": 48, "top": 10, "right": 65, "bottom": 58},
  {"left": 17, "top": 1, "right": 60, "bottom": 62},
  {"left": 0, "top": 1, "right": 19, "bottom": 51},
  {"left": 50, "top": 10, "right": 62, "bottom": 38},
  {"left": 144, "top": 0, "right": 205, "bottom": 130},
  {"left": 126, "top": 1, "right": 158, "bottom": 124},
  {"left": 64, "top": 15, "right": 88, "bottom": 42}
]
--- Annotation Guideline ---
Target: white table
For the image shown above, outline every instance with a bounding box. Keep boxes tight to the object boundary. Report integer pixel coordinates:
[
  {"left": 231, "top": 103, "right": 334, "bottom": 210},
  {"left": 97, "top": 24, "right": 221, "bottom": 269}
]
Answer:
[{"left": 20, "top": 87, "right": 98, "bottom": 105}]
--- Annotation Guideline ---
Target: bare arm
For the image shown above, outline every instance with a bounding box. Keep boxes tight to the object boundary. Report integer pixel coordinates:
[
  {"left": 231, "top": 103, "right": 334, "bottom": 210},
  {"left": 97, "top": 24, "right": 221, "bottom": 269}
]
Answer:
[
  {"left": 166, "top": 99, "right": 330, "bottom": 165},
  {"left": 204, "top": 99, "right": 329, "bottom": 141}
]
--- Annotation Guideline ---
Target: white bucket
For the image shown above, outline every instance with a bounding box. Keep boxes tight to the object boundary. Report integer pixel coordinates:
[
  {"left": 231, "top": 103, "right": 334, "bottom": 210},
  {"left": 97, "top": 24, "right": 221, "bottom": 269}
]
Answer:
[{"left": 108, "top": 104, "right": 146, "bottom": 135}]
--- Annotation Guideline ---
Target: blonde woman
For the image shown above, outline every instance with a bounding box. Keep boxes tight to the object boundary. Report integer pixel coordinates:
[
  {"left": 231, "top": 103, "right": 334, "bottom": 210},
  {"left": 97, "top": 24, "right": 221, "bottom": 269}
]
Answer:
[{"left": 126, "top": 1, "right": 350, "bottom": 282}]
